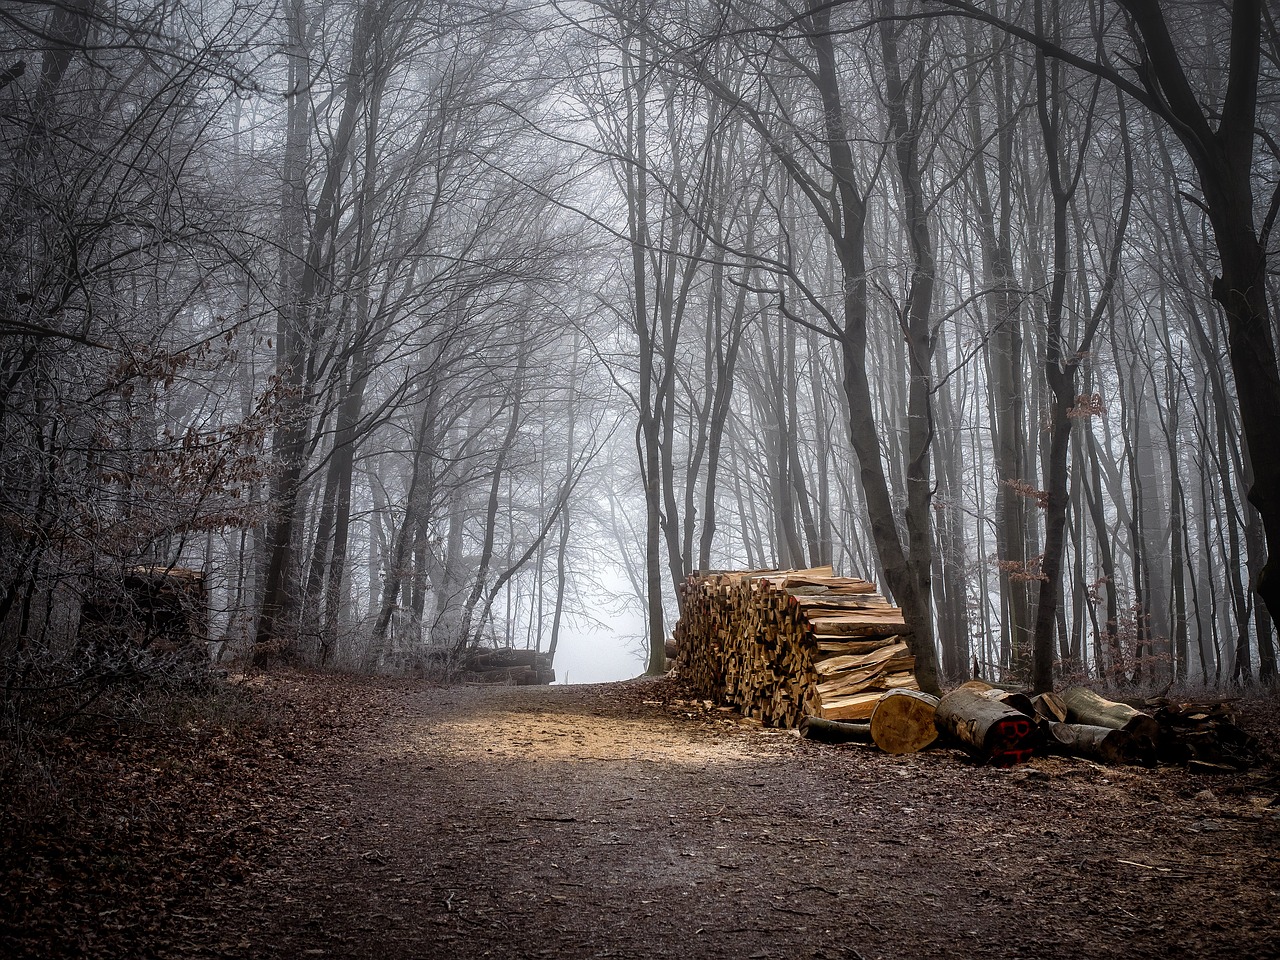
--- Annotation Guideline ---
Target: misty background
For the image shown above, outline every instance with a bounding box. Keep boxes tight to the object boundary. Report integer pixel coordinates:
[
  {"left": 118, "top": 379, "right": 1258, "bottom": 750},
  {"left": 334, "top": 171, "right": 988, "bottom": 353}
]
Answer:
[{"left": 2, "top": 0, "right": 1277, "bottom": 690}]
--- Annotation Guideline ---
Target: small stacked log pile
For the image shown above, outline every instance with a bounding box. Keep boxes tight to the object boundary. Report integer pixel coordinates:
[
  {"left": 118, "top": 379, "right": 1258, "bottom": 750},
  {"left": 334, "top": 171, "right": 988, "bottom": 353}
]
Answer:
[
  {"left": 464, "top": 647, "right": 555, "bottom": 685},
  {"left": 1145, "top": 697, "right": 1265, "bottom": 772},
  {"left": 674, "top": 566, "right": 919, "bottom": 728}
]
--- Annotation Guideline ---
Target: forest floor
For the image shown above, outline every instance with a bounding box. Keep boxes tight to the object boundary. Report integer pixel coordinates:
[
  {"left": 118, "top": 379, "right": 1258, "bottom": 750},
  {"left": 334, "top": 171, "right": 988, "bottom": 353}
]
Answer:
[{"left": 3, "top": 668, "right": 1280, "bottom": 960}]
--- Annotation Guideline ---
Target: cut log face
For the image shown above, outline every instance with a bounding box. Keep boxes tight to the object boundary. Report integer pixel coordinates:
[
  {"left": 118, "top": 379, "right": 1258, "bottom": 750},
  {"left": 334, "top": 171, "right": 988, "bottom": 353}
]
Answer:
[
  {"left": 935, "top": 687, "right": 1039, "bottom": 766},
  {"left": 870, "top": 689, "right": 940, "bottom": 754},
  {"left": 1032, "top": 692, "right": 1069, "bottom": 724}
]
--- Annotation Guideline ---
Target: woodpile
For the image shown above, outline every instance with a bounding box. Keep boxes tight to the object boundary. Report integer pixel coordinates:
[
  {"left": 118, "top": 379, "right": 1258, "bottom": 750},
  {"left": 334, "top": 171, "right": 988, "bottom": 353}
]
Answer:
[
  {"left": 931, "top": 682, "right": 1264, "bottom": 770},
  {"left": 674, "top": 566, "right": 919, "bottom": 728},
  {"left": 79, "top": 565, "right": 209, "bottom": 655},
  {"left": 672, "top": 568, "right": 1264, "bottom": 771},
  {"left": 1145, "top": 697, "right": 1265, "bottom": 772},
  {"left": 463, "top": 647, "right": 555, "bottom": 685}
]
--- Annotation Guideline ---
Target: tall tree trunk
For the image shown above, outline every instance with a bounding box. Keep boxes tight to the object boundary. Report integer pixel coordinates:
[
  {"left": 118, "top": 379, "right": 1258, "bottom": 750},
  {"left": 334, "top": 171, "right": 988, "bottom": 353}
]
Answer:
[
  {"left": 1113, "top": 0, "right": 1280, "bottom": 652},
  {"left": 964, "top": 23, "right": 1032, "bottom": 669},
  {"left": 1028, "top": 10, "right": 1132, "bottom": 692},
  {"left": 254, "top": 0, "right": 314, "bottom": 658},
  {"left": 810, "top": 4, "right": 939, "bottom": 693}
]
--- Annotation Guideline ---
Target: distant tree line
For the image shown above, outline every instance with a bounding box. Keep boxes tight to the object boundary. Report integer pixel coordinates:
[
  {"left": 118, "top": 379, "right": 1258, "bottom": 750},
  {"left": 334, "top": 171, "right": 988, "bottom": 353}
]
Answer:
[{"left": 0, "top": 0, "right": 1275, "bottom": 690}]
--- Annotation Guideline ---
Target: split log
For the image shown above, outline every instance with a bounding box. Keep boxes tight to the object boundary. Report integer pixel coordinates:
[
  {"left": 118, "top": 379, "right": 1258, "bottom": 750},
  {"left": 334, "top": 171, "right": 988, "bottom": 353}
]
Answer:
[
  {"left": 814, "top": 640, "right": 910, "bottom": 676},
  {"left": 799, "top": 716, "right": 874, "bottom": 744},
  {"left": 870, "top": 689, "right": 940, "bottom": 754},
  {"left": 934, "top": 686, "right": 1039, "bottom": 766},
  {"left": 671, "top": 567, "right": 918, "bottom": 728},
  {"left": 1044, "top": 722, "right": 1141, "bottom": 765},
  {"left": 961, "top": 680, "right": 1036, "bottom": 720},
  {"left": 1032, "top": 692, "right": 1069, "bottom": 724},
  {"left": 990, "top": 689, "right": 1035, "bottom": 718},
  {"left": 1062, "top": 687, "right": 1159, "bottom": 742}
]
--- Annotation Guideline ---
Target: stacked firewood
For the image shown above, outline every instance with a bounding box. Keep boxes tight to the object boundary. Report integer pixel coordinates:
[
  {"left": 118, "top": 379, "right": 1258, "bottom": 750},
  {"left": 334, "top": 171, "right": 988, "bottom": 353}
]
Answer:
[
  {"left": 463, "top": 647, "right": 555, "bottom": 685},
  {"left": 673, "top": 566, "right": 918, "bottom": 728}
]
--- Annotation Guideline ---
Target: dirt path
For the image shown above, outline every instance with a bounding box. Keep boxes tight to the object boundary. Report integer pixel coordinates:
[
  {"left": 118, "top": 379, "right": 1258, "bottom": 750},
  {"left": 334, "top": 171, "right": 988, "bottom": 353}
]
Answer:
[{"left": 172, "top": 675, "right": 1278, "bottom": 960}]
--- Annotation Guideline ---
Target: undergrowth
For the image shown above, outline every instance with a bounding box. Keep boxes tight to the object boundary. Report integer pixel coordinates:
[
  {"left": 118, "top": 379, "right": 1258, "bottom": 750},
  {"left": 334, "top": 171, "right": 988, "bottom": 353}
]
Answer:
[{"left": 0, "top": 651, "right": 286, "bottom": 959}]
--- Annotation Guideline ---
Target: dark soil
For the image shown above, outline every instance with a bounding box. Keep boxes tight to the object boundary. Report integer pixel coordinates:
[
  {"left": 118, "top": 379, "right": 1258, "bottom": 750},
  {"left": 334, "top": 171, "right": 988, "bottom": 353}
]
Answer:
[{"left": 4, "top": 671, "right": 1279, "bottom": 959}]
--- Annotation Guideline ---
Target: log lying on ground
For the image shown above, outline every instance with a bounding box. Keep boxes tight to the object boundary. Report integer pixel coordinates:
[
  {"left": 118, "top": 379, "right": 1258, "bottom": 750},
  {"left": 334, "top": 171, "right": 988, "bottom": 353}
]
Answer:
[
  {"left": 1062, "top": 686, "right": 1158, "bottom": 760},
  {"left": 961, "top": 679, "right": 1036, "bottom": 719},
  {"left": 673, "top": 566, "right": 918, "bottom": 727},
  {"left": 870, "top": 689, "right": 940, "bottom": 754},
  {"left": 1062, "top": 686, "right": 1159, "bottom": 739},
  {"left": 1044, "top": 722, "right": 1142, "bottom": 765},
  {"left": 799, "top": 716, "right": 873, "bottom": 744},
  {"left": 934, "top": 686, "right": 1039, "bottom": 766}
]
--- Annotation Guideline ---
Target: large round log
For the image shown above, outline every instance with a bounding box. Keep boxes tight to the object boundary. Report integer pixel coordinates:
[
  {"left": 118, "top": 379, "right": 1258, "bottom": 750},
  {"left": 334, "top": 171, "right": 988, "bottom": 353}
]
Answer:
[
  {"left": 935, "top": 686, "right": 1039, "bottom": 766},
  {"left": 1062, "top": 686, "right": 1159, "bottom": 741},
  {"left": 1045, "top": 722, "right": 1141, "bottom": 765},
  {"left": 870, "top": 689, "right": 940, "bottom": 754}
]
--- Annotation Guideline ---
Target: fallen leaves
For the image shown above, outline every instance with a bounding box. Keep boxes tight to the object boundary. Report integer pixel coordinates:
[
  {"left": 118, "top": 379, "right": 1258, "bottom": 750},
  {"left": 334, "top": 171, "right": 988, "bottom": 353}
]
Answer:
[{"left": 0, "top": 673, "right": 341, "bottom": 959}]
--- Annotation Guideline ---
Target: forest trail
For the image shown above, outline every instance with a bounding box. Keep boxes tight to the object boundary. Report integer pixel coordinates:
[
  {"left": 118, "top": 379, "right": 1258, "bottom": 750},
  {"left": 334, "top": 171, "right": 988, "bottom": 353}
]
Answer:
[{"left": 173, "top": 674, "right": 1278, "bottom": 960}]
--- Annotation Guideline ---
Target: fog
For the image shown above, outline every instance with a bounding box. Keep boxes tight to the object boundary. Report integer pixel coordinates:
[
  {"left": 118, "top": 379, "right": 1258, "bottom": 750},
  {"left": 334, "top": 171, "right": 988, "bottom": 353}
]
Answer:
[{"left": 2, "top": 0, "right": 1277, "bottom": 689}]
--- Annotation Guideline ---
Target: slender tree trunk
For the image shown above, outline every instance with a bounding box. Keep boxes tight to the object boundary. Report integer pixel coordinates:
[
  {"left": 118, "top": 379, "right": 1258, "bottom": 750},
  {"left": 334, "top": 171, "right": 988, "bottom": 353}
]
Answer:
[
  {"left": 964, "top": 24, "right": 1031, "bottom": 668},
  {"left": 810, "top": 4, "right": 939, "bottom": 693}
]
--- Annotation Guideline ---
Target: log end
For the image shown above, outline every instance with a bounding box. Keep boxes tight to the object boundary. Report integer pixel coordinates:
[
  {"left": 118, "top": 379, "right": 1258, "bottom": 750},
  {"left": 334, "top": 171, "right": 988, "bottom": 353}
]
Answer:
[{"left": 870, "top": 689, "right": 940, "bottom": 754}]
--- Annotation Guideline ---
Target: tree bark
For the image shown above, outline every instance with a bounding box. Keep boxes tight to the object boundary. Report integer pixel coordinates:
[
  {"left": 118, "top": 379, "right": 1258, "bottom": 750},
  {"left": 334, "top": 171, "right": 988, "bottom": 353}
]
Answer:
[
  {"left": 809, "top": 3, "right": 939, "bottom": 694},
  {"left": 934, "top": 686, "right": 1038, "bottom": 766}
]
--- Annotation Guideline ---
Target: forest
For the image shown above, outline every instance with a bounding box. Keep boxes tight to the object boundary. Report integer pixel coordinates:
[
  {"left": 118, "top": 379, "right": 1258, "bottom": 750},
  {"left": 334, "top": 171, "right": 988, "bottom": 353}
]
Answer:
[{"left": 2, "top": 0, "right": 1279, "bottom": 694}]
